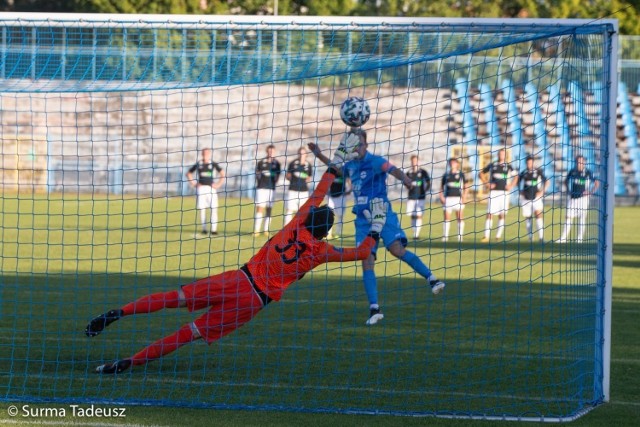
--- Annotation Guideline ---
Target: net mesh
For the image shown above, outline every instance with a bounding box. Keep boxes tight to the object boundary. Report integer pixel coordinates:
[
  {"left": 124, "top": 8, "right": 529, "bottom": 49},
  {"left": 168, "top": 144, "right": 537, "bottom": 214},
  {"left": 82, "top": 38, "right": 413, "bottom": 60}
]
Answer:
[{"left": 0, "top": 16, "right": 614, "bottom": 419}]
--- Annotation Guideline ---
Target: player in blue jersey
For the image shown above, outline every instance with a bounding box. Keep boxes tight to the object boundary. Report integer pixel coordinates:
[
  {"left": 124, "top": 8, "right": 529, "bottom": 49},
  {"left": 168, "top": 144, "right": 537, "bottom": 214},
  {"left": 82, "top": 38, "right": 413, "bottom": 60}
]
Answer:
[{"left": 309, "top": 129, "right": 445, "bottom": 326}]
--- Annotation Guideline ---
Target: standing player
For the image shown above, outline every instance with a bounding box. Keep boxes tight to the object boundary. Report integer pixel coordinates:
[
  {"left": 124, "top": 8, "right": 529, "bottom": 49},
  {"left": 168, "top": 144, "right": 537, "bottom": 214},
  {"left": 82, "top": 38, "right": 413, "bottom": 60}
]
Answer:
[
  {"left": 405, "top": 155, "right": 431, "bottom": 240},
  {"left": 86, "top": 139, "right": 387, "bottom": 374},
  {"left": 186, "top": 148, "right": 226, "bottom": 236},
  {"left": 558, "top": 155, "right": 599, "bottom": 243},
  {"left": 309, "top": 130, "right": 445, "bottom": 326},
  {"left": 254, "top": 144, "right": 282, "bottom": 236},
  {"left": 479, "top": 148, "right": 519, "bottom": 242},
  {"left": 439, "top": 157, "right": 468, "bottom": 242},
  {"left": 326, "top": 174, "right": 351, "bottom": 240},
  {"left": 519, "top": 154, "right": 549, "bottom": 242},
  {"left": 284, "top": 147, "right": 313, "bottom": 225}
]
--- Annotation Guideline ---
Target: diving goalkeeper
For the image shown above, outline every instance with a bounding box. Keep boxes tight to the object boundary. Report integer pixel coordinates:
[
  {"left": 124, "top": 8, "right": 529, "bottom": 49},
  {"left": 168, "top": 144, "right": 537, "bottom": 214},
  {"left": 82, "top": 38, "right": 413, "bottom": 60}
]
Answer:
[{"left": 86, "top": 134, "right": 386, "bottom": 374}]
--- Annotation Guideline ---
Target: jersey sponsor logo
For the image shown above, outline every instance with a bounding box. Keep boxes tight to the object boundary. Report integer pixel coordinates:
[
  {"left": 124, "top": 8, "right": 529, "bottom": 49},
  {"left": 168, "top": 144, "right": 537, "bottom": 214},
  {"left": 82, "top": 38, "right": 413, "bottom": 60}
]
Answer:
[
  {"left": 356, "top": 196, "right": 368, "bottom": 205},
  {"left": 360, "top": 171, "right": 367, "bottom": 180},
  {"left": 274, "top": 230, "right": 307, "bottom": 264}
]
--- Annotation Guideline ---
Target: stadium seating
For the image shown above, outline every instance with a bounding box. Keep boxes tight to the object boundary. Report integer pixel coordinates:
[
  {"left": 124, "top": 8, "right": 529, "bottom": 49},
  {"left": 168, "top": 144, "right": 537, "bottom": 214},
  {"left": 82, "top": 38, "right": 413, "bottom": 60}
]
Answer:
[{"left": 4, "top": 79, "right": 640, "bottom": 199}]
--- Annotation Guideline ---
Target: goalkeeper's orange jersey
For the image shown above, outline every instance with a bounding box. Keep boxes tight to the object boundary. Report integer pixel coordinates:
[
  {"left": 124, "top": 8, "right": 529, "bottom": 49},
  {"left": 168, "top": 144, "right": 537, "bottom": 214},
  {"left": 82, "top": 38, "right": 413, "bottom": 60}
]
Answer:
[{"left": 246, "top": 171, "right": 376, "bottom": 302}]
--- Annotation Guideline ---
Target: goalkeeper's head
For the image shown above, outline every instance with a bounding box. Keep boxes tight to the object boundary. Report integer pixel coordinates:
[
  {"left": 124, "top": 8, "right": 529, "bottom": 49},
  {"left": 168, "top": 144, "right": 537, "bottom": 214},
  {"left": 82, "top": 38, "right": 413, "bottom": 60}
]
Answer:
[{"left": 304, "top": 205, "right": 335, "bottom": 240}]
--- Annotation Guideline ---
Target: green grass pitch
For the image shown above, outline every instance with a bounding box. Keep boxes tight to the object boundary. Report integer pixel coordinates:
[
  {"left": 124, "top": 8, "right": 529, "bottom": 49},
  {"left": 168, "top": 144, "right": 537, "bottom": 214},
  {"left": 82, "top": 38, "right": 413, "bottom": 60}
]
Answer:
[{"left": 0, "top": 193, "right": 638, "bottom": 426}]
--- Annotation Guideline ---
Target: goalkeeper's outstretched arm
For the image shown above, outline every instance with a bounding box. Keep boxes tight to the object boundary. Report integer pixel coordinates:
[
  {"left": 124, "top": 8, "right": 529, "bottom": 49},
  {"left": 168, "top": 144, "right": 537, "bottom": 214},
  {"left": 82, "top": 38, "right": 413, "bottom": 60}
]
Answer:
[{"left": 320, "top": 197, "right": 387, "bottom": 264}]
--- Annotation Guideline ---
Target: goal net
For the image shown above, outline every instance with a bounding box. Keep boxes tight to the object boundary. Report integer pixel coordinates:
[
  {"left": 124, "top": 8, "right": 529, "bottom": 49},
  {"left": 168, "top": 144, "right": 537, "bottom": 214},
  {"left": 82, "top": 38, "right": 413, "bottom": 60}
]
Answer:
[{"left": 0, "top": 14, "right": 616, "bottom": 420}]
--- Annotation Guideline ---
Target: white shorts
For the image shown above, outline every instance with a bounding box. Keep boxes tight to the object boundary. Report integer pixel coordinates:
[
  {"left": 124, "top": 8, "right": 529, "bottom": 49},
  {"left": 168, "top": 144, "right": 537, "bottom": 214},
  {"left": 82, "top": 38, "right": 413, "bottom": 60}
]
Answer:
[
  {"left": 406, "top": 199, "right": 426, "bottom": 216},
  {"left": 196, "top": 186, "right": 218, "bottom": 210},
  {"left": 488, "top": 190, "right": 510, "bottom": 215},
  {"left": 328, "top": 195, "right": 347, "bottom": 216},
  {"left": 520, "top": 197, "right": 543, "bottom": 218},
  {"left": 567, "top": 196, "right": 589, "bottom": 218},
  {"left": 286, "top": 190, "right": 309, "bottom": 212},
  {"left": 443, "top": 197, "right": 464, "bottom": 213},
  {"left": 255, "top": 188, "right": 275, "bottom": 208}
]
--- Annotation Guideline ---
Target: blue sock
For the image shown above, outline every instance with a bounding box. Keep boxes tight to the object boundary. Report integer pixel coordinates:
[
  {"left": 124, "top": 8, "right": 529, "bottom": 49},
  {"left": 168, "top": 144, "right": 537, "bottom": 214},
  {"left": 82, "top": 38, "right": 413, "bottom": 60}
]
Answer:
[
  {"left": 363, "top": 270, "right": 378, "bottom": 305},
  {"left": 400, "top": 251, "right": 433, "bottom": 280}
]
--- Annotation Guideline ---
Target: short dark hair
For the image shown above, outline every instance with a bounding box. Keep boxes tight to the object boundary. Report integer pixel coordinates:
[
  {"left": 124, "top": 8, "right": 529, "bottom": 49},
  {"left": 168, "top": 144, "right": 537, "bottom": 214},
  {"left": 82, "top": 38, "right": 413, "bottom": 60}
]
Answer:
[{"left": 304, "top": 205, "right": 335, "bottom": 240}]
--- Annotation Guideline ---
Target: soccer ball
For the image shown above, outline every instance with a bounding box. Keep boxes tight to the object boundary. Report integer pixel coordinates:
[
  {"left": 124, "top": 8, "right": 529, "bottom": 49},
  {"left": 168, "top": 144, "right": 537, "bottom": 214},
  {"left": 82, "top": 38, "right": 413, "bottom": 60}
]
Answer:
[{"left": 339, "top": 97, "right": 371, "bottom": 127}]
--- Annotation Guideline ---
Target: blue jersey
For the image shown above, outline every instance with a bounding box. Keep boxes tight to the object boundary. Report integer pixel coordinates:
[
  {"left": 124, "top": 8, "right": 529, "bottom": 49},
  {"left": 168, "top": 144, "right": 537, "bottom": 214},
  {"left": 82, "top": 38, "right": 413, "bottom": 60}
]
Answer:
[{"left": 343, "top": 152, "right": 395, "bottom": 215}]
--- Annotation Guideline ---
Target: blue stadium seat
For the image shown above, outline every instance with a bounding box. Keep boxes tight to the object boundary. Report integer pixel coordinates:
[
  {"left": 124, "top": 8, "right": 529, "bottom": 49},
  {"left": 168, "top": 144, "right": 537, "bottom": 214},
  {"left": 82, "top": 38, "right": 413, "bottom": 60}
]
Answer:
[
  {"left": 614, "top": 155, "right": 627, "bottom": 196},
  {"left": 479, "top": 83, "right": 500, "bottom": 148},
  {"left": 454, "top": 78, "right": 477, "bottom": 144}
]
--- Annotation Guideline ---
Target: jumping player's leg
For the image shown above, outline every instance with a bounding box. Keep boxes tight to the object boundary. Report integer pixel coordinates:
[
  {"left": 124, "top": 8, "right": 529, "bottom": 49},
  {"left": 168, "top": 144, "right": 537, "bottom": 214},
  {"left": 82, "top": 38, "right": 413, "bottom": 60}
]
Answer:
[
  {"left": 355, "top": 215, "right": 383, "bottom": 325},
  {"left": 95, "top": 270, "right": 264, "bottom": 374},
  {"left": 95, "top": 323, "right": 200, "bottom": 374},
  {"left": 382, "top": 209, "right": 445, "bottom": 295},
  {"left": 85, "top": 290, "right": 185, "bottom": 337}
]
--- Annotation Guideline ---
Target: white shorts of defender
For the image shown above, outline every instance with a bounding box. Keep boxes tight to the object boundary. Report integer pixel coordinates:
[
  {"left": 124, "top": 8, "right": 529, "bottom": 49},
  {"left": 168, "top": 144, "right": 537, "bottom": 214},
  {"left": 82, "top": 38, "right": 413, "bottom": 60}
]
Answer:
[
  {"left": 443, "top": 197, "right": 464, "bottom": 213},
  {"left": 406, "top": 199, "right": 426, "bottom": 216},
  {"left": 285, "top": 190, "right": 309, "bottom": 212},
  {"left": 488, "top": 190, "right": 510, "bottom": 215},
  {"left": 567, "top": 196, "right": 589, "bottom": 218},
  {"left": 196, "top": 186, "right": 218, "bottom": 210},
  {"left": 327, "top": 195, "right": 347, "bottom": 214},
  {"left": 520, "top": 197, "right": 544, "bottom": 218},
  {"left": 255, "top": 188, "right": 275, "bottom": 208}
]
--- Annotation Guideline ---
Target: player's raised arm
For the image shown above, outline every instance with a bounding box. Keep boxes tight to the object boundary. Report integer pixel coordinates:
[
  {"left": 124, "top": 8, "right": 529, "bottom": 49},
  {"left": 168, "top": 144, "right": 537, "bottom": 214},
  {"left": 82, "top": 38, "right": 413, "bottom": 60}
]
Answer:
[{"left": 388, "top": 166, "right": 413, "bottom": 189}]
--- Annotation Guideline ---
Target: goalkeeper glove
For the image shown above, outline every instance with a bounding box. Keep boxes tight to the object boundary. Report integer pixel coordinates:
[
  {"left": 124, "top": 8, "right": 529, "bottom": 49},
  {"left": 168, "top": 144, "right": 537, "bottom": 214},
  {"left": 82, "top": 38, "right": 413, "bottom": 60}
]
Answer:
[
  {"left": 362, "top": 197, "right": 388, "bottom": 236},
  {"left": 329, "top": 131, "right": 361, "bottom": 169}
]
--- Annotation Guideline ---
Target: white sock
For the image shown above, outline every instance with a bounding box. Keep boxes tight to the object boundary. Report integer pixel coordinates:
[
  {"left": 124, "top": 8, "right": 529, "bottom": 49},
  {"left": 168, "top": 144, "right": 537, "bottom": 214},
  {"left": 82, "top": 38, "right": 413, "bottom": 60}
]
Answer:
[
  {"left": 561, "top": 219, "right": 571, "bottom": 240},
  {"left": 536, "top": 218, "right": 544, "bottom": 240},
  {"left": 254, "top": 213, "right": 263, "bottom": 233},
  {"left": 484, "top": 219, "right": 492, "bottom": 238},
  {"left": 264, "top": 216, "right": 271, "bottom": 233},
  {"left": 458, "top": 220, "right": 465, "bottom": 239},
  {"left": 496, "top": 219, "right": 505, "bottom": 238},
  {"left": 525, "top": 218, "right": 532, "bottom": 237},
  {"left": 199, "top": 209, "right": 207, "bottom": 231},
  {"left": 210, "top": 209, "right": 218, "bottom": 232},
  {"left": 443, "top": 220, "right": 451, "bottom": 239},
  {"left": 578, "top": 215, "right": 586, "bottom": 240},
  {"left": 415, "top": 217, "right": 423, "bottom": 238}
]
